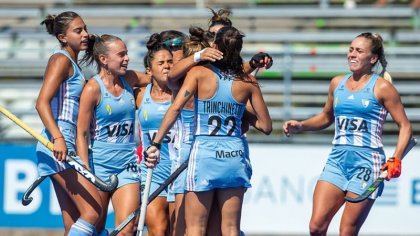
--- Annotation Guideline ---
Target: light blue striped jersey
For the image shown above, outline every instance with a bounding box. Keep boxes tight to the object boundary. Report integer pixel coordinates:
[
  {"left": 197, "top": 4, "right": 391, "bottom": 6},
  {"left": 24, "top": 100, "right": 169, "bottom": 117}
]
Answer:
[
  {"left": 90, "top": 74, "right": 136, "bottom": 143},
  {"left": 194, "top": 65, "right": 245, "bottom": 137},
  {"left": 137, "top": 84, "right": 176, "bottom": 183},
  {"left": 333, "top": 73, "right": 388, "bottom": 147},
  {"left": 49, "top": 50, "right": 85, "bottom": 126}
]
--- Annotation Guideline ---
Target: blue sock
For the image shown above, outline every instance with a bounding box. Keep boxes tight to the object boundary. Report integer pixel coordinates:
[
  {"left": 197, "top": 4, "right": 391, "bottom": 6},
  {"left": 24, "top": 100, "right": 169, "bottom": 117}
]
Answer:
[{"left": 68, "top": 218, "right": 95, "bottom": 236}]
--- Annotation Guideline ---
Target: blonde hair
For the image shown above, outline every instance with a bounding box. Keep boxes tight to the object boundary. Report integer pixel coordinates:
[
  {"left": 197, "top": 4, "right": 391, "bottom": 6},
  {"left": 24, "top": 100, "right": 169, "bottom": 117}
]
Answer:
[{"left": 383, "top": 71, "right": 393, "bottom": 84}]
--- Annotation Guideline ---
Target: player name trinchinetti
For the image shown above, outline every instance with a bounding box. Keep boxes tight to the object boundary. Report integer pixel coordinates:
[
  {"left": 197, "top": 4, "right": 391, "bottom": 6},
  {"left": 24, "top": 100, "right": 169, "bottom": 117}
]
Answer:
[
  {"left": 203, "top": 101, "right": 242, "bottom": 116},
  {"left": 216, "top": 149, "right": 244, "bottom": 158}
]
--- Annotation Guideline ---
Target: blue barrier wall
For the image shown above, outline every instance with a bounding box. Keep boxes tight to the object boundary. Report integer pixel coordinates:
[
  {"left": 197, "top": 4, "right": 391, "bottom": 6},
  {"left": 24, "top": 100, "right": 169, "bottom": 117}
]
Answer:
[{"left": 0, "top": 143, "right": 115, "bottom": 229}]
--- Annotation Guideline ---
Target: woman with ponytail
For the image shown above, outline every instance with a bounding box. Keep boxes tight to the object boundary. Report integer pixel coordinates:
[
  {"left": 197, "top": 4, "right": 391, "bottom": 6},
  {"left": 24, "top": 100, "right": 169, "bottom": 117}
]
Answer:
[
  {"left": 146, "top": 26, "right": 272, "bottom": 236},
  {"left": 76, "top": 34, "right": 150, "bottom": 236},
  {"left": 283, "top": 32, "right": 412, "bottom": 235},
  {"left": 134, "top": 32, "right": 175, "bottom": 236},
  {"left": 36, "top": 11, "right": 102, "bottom": 236}
]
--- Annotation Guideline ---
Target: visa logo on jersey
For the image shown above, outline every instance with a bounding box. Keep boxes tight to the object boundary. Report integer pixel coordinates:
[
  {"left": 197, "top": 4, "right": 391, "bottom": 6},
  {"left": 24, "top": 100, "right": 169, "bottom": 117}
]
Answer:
[
  {"left": 145, "top": 130, "right": 175, "bottom": 144},
  {"left": 106, "top": 122, "right": 134, "bottom": 137},
  {"left": 337, "top": 117, "right": 368, "bottom": 132}
]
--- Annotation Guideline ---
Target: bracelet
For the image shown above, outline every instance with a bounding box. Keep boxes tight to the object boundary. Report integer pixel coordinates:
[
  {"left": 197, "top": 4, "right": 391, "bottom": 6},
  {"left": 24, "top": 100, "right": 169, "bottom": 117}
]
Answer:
[
  {"left": 151, "top": 142, "right": 161, "bottom": 150},
  {"left": 53, "top": 136, "right": 64, "bottom": 141}
]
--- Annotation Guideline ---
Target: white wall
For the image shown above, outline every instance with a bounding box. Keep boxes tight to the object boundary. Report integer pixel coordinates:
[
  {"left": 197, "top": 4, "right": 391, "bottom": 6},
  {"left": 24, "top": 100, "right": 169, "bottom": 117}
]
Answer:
[{"left": 241, "top": 144, "right": 420, "bottom": 235}]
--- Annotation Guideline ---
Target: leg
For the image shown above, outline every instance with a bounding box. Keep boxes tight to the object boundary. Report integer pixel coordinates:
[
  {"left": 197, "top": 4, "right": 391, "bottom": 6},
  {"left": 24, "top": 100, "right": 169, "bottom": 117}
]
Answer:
[
  {"left": 309, "top": 180, "right": 346, "bottom": 236},
  {"left": 96, "top": 191, "right": 112, "bottom": 234},
  {"left": 172, "top": 193, "right": 187, "bottom": 236},
  {"left": 185, "top": 190, "right": 215, "bottom": 236},
  {"left": 111, "top": 183, "right": 140, "bottom": 236},
  {"left": 51, "top": 176, "right": 79, "bottom": 234},
  {"left": 339, "top": 191, "right": 375, "bottom": 236},
  {"left": 217, "top": 187, "right": 245, "bottom": 236},
  {"left": 51, "top": 168, "right": 102, "bottom": 235},
  {"left": 145, "top": 196, "right": 170, "bottom": 236},
  {"left": 206, "top": 197, "right": 221, "bottom": 236}
]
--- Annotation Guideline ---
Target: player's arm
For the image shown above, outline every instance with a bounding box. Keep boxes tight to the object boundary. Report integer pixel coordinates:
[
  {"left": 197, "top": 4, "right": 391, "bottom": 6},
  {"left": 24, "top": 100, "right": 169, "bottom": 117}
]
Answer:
[
  {"left": 145, "top": 67, "right": 200, "bottom": 167},
  {"left": 76, "top": 79, "right": 100, "bottom": 169},
  {"left": 36, "top": 54, "right": 71, "bottom": 161},
  {"left": 248, "top": 76, "right": 272, "bottom": 135},
  {"left": 283, "top": 75, "right": 341, "bottom": 136},
  {"left": 125, "top": 70, "right": 151, "bottom": 88}
]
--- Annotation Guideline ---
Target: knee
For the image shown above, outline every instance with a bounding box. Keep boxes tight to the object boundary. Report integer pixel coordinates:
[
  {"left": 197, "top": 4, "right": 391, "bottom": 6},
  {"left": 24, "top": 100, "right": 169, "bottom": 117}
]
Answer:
[
  {"left": 309, "top": 220, "right": 328, "bottom": 236},
  {"left": 80, "top": 207, "right": 101, "bottom": 224}
]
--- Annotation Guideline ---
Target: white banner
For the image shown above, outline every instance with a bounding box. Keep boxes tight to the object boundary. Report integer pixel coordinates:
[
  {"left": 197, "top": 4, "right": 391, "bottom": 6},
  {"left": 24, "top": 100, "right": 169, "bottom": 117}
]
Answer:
[{"left": 241, "top": 144, "right": 420, "bottom": 235}]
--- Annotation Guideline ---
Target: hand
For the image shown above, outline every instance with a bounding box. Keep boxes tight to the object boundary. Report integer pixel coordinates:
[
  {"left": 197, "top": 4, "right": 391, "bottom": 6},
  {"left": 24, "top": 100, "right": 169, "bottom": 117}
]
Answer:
[
  {"left": 144, "top": 145, "right": 160, "bottom": 168},
  {"left": 197, "top": 48, "right": 223, "bottom": 62},
  {"left": 250, "top": 52, "right": 273, "bottom": 70},
  {"left": 53, "top": 136, "right": 67, "bottom": 162},
  {"left": 282, "top": 120, "right": 303, "bottom": 137},
  {"left": 381, "top": 157, "right": 402, "bottom": 181},
  {"left": 241, "top": 120, "right": 250, "bottom": 134}
]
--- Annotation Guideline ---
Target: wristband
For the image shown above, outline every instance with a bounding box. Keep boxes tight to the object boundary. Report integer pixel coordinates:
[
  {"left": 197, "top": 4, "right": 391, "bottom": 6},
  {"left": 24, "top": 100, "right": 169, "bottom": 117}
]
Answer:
[
  {"left": 151, "top": 142, "right": 161, "bottom": 150},
  {"left": 249, "top": 59, "right": 258, "bottom": 69},
  {"left": 193, "top": 49, "right": 205, "bottom": 63}
]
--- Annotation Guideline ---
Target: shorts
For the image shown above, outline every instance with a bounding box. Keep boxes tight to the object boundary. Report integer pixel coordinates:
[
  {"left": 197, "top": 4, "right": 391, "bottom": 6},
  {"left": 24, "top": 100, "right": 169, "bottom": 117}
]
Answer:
[
  {"left": 141, "top": 180, "right": 168, "bottom": 199},
  {"left": 36, "top": 123, "right": 80, "bottom": 176},
  {"left": 89, "top": 141, "right": 140, "bottom": 190},
  {"left": 319, "top": 145, "right": 386, "bottom": 199},
  {"left": 186, "top": 136, "right": 252, "bottom": 192}
]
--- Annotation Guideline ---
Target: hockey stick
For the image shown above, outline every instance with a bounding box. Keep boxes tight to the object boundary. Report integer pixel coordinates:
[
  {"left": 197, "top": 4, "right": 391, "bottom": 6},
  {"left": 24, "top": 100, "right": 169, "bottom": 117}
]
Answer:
[
  {"left": 136, "top": 167, "right": 153, "bottom": 236},
  {"left": 345, "top": 137, "right": 417, "bottom": 203},
  {"left": 0, "top": 105, "right": 118, "bottom": 192},
  {"left": 22, "top": 175, "right": 47, "bottom": 206},
  {"left": 109, "top": 158, "right": 189, "bottom": 236}
]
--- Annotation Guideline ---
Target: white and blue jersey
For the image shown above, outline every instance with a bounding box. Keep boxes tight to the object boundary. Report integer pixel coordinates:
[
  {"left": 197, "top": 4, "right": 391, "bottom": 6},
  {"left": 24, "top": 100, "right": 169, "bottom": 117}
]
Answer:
[
  {"left": 332, "top": 73, "right": 388, "bottom": 148},
  {"left": 186, "top": 65, "right": 251, "bottom": 192},
  {"left": 319, "top": 73, "right": 387, "bottom": 199},
  {"left": 89, "top": 74, "right": 138, "bottom": 189},
  {"left": 36, "top": 50, "right": 85, "bottom": 176},
  {"left": 137, "top": 84, "right": 176, "bottom": 196}
]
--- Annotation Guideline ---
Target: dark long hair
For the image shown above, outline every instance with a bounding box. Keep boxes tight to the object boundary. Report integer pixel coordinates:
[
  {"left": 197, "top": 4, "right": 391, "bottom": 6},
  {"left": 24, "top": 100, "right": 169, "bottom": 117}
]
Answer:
[
  {"left": 40, "top": 11, "right": 81, "bottom": 46},
  {"left": 211, "top": 26, "right": 248, "bottom": 80}
]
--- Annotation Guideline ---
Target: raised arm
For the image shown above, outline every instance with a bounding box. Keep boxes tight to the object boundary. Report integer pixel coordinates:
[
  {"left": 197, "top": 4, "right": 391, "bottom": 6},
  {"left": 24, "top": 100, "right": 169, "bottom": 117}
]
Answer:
[
  {"left": 145, "top": 67, "right": 200, "bottom": 167},
  {"left": 247, "top": 78, "right": 272, "bottom": 135},
  {"left": 168, "top": 48, "right": 223, "bottom": 84},
  {"left": 125, "top": 70, "right": 151, "bottom": 88}
]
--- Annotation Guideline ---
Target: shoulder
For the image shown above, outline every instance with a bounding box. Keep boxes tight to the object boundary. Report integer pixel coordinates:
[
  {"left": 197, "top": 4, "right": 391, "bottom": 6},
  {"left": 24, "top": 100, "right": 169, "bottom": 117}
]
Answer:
[
  {"left": 375, "top": 76, "right": 398, "bottom": 98},
  {"left": 329, "top": 74, "right": 347, "bottom": 91},
  {"left": 84, "top": 77, "right": 101, "bottom": 94},
  {"left": 186, "top": 65, "right": 212, "bottom": 79},
  {"left": 48, "top": 53, "right": 72, "bottom": 68},
  {"left": 188, "top": 65, "right": 210, "bottom": 73}
]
